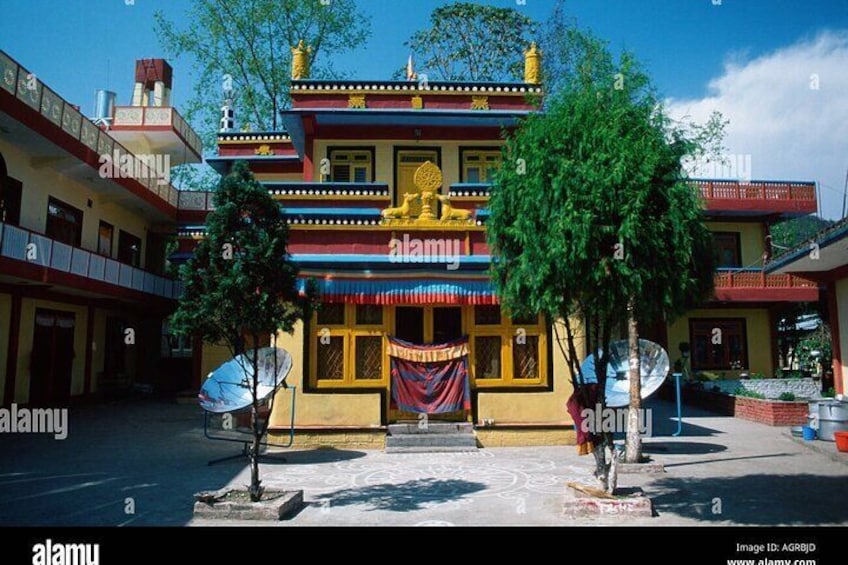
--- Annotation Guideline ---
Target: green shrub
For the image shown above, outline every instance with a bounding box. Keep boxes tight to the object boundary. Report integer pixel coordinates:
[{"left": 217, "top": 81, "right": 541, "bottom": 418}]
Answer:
[
  {"left": 778, "top": 392, "right": 796, "bottom": 401},
  {"left": 823, "top": 387, "right": 836, "bottom": 398},
  {"left": 734, "top": 387, "right": 766, "bottom": 399}
]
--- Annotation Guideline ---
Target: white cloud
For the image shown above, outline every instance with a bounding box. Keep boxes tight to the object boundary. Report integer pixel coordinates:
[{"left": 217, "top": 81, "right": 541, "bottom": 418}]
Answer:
[{"left": 667, "top": 31, "right": 848, "bottom": 219}]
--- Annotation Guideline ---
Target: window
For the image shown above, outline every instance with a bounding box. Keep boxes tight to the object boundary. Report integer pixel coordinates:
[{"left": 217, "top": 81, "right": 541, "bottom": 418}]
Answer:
[
  {"left": 46, "top": 197, "right": 83, "bottom": 246},
  {"left": 1, "top": 177, "right": 22, "bottom": 226},
  {"left": 98, "top": 221, "right": 114, "bottom": 256},
  {"left": 461, "top": 149, "right": 502, "bottom": 183},
  {"left": 161, "top": 321, "right": 192, "bottom": 358},
  {"left": 713, "top": 232, "right": 741, "bottom": 268},
  {"left": 328, "top": 149, "right": 373, "bottom": 183},
  {"left": 117, "top": 230, "right": 142, "bottom": 267},
  {"left": 690, "top": 319, "right": 748, "bottom": 370},
  {"left": 310, "top": 303, "right": 389, "bottom": 388},
  {"left": 471, "top": 306, "right": 546, "bottom": 386}
]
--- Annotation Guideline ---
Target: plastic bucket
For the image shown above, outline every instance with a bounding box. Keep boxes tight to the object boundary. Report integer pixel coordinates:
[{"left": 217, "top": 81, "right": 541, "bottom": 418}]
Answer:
[
  {"left": 801, "top": 425, "right": 817, "bottom": 441},
  {"left": 835, "top": 431, "right": 848, "bottom": 453}
]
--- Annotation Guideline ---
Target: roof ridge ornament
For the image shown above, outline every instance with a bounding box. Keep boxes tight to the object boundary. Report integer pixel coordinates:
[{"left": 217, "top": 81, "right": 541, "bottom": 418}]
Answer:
[
  {"left": 291, "top": 40, "right": 312, "bottom": 80},
  {"left": 524, "top": 42, "right": 541, "bottom": 85}
]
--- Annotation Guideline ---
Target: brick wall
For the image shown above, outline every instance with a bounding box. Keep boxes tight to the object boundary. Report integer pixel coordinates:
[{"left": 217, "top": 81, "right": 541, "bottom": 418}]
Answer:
[{"left": 734, "top": 397, "right": 809, "bottom": 426}]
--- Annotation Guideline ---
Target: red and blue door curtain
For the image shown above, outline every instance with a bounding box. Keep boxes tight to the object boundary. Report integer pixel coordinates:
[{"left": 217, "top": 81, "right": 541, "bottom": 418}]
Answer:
[{"left": 388, "top": 337, "right": 471, "bottom": 414}]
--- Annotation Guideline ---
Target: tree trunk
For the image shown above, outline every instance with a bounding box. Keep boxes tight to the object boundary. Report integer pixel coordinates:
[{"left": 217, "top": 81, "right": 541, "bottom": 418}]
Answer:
[
  {"left": 625, "top": 297, "right": 642, "bottom": 464},
  {"left": 248, "top": 342, "right": 263, "bottom": 502}
]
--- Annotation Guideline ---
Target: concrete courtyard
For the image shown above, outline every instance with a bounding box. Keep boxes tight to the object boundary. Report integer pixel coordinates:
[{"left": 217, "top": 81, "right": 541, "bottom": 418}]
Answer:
[{"left": 0, "top": 397, "right": 846, "bottom": 526}]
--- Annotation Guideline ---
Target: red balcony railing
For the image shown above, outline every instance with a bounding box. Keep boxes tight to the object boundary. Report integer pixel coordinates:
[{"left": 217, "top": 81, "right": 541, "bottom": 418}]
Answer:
[
  {"left": 695, "top": 180, "right": 817, "bottom": 215},
  {"left": 714, "top": 271, "right": 817, "bottom": 290}
]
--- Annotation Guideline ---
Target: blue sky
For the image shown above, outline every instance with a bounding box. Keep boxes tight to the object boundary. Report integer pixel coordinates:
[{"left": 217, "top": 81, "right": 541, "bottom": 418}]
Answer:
[
  {"left": 1, "top": 0, "right": 844, "bottom": 110},
  {"left": 2, "top": 0, "right": 848, "bottom": 216}
]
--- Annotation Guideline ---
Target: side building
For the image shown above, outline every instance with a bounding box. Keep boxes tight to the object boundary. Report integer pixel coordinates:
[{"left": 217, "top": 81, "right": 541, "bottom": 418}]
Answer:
[
  {"left": 662, "top": 179, "right": 819, "bottom": 378},
  {"left": 0, "top": 53, "right": 201, "bottom": 406}
]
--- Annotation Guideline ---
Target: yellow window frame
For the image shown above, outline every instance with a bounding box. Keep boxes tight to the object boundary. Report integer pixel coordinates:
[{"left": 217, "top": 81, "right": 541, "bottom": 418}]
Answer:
[
  {"left": 310, "top": 304, "right": 390, "bottom": 389},
  {"left": 470, "top": 310, "right": 547, "bottom": 388},
  {"left": 462, "top": 150, "right": 502, "bottom": 183},
  {"left": 329, "top": 149, "right": 373, "bottom": 183}
]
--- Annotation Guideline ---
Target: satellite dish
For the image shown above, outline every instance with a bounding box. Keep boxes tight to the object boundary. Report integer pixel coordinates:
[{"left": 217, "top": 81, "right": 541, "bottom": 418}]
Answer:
[
  {"left": 578, "top": 339, "right": 670, "bottom": 408},
  {"left": 198, "top": 347, "right": 293, "bottom": 413}
]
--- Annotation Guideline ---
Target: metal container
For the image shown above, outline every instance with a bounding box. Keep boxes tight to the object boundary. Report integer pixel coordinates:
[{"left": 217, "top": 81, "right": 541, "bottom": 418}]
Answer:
[
  {"left": 818, "top": 400, "right": 848, "bottom": 441},
  {"left": 94, "top": 89, "right": 116, "bottom": 121}
]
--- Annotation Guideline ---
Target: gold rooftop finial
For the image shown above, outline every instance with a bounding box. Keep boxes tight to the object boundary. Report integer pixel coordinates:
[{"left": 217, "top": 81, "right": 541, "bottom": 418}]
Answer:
[
  {"left": 524, "top": 42, "right": 541, "bottom": 84},
  {"left": 291, "top": 40, "right": 312, "bottom": 80}
]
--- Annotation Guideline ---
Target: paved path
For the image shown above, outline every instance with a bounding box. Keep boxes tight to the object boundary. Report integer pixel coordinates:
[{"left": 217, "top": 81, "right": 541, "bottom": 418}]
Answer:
[{"left": 0, "top": 397, "right": 845, "bottom": 526}]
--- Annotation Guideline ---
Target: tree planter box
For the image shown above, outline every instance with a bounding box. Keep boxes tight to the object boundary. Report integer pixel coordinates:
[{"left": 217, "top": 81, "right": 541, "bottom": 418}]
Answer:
[
  {"left": 193, "top": 488, "right": 303, "bottom": 521},
  {"left": 733, "top": 396, "right": 809, "bottom": 427}
]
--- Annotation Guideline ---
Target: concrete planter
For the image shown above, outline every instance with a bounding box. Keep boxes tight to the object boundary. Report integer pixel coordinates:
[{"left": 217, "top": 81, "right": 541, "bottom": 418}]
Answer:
[
  {"left": 193, "top": 488, "right": 303, "bottom": 521},
  {"left": 734, "top": 396, "right": 809, "bottom": 427}
]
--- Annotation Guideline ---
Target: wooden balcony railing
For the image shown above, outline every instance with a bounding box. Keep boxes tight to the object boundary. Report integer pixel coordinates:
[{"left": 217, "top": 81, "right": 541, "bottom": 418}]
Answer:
[
  {"left": 695, "top": 180, "right": 816, "bottom": 205},
  {"left": 714, "top": 270, "right": 817, "bottom": 290}
]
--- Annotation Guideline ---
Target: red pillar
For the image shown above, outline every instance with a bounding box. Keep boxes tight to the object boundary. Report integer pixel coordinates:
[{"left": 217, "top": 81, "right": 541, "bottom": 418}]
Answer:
[{"left": 826, "top": 281, "right": 844, "bottom": 395}]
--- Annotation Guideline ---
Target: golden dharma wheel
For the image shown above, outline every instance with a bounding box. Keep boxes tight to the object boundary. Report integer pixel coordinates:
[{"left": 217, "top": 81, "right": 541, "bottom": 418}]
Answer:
[{"left": 414, "top": 161, "right": 443, "bottom": 192}]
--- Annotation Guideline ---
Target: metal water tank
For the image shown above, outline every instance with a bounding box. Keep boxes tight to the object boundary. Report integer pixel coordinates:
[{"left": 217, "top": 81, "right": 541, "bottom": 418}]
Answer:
[
  {"left": 94, "top": 89, "right": 116, "bottom": 121},
  {"left": 818, "top": 400, "right": 848, "bottom": 441}
]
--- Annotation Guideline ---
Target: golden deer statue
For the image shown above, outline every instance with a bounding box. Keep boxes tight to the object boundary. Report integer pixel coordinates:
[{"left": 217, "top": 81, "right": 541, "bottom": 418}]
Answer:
[
  {"left": 381, "top": 193, "right": 419, "bottom": 219},
  {"left": 436, "top": 194, "right": 472, "bottom": 221}
]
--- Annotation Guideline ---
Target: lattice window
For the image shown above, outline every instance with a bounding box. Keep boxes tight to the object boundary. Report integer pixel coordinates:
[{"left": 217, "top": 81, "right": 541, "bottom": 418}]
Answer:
[
  {"left": 316, "top": 336, "right": 345, "bottom": 380},
  {"left": 513, "top": 335, "right": 539, "bottom": 379},
  {"left": 471, "top": 306, "right": 546, "bottom": 386},
  {"left": 355, "top": 336, "right": 383, "bottom": 380},
  {"left": 310, "top": 304, "right": 389, "bottom": 388},
  {"left": 475, "top": 336, "right": 502, "bottom": 379}
]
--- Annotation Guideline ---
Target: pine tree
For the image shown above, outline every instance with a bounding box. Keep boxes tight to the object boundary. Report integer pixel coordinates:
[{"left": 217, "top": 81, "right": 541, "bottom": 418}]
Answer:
[
  {"left": 487, "top": 35, "right": 715, "bottom": 490},
  {"left": 171, "top": 161, "right": 317, "bottom": 501}
]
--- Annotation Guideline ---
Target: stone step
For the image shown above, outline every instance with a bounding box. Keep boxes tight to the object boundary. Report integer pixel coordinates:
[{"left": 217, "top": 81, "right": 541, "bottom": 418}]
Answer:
[
  {"left": 385, "top": 432, "right": 478, "bottom": 449},
  {"left": 385, "top": 445, "right": 479, "bottom": 454},
  {"left": 388, "top": 422, "right": 474, "bottom": 435}
]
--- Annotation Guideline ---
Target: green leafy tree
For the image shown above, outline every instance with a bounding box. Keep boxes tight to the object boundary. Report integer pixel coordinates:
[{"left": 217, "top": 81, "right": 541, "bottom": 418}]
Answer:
[
  {"left": 156, "top": 0, "right": 370, "bottom": 190},
  {"left": 487, "top": 33, "right": 715, "bottom": 490},
  {"left": 171, "top": 161, "right": 317, "bottom": 501},
  {"left": 770, "top": 215, "right": 834, "bottom": 256},
  {"left": 400, "top": 2, "right": 537, "bottom": 82}
]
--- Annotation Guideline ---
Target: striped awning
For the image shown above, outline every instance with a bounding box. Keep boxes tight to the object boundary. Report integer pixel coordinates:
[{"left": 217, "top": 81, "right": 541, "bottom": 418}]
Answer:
[{"left": 297, "top": 276, "right": 498, "bottom": 305}]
